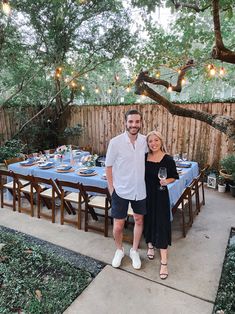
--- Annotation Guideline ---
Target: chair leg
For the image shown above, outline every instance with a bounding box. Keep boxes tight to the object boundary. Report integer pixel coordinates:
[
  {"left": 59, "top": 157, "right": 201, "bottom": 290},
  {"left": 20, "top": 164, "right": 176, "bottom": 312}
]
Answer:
[{"left": 84, "top": 204, "right": 88, "bottom": 232}]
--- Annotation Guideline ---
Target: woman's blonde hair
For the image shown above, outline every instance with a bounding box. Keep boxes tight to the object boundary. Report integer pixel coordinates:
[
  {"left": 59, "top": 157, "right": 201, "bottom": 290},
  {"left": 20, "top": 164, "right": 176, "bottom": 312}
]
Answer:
[{"left": 146, "top": 130, "right": 168, "bottom": 153}]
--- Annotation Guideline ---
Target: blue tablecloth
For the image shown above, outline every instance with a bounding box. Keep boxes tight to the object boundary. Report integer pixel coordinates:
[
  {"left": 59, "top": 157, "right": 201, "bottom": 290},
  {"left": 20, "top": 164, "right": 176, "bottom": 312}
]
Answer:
[{"left": 8, "top": 160, "right": 199, "bottom": 210}]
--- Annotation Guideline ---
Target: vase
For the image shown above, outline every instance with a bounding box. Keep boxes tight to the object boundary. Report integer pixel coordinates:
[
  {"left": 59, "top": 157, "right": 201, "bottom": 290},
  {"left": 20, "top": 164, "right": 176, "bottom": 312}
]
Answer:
[{"left": 218, "top": 184, "right": 226, "bottom": 193}]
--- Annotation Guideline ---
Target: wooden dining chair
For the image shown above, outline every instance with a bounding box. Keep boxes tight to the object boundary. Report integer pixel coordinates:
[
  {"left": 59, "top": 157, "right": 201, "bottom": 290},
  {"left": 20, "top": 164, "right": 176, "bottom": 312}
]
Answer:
[
  {"left": 82, "top": 185, "right": 112, "bottom": 237},
  {"left": 33, "top": 176, "right": 59, "bottom": 223},
  {"left": 172, "top": 181, "right": 194, "bottom": 237},
  {"left": 55, "top": 179, "right": 84, "bottom": 229},
  {"left": 13, "top": 173, "right": 35, "bottom": 217},
  {"left": 80, "top": 145, "right": 92, "bottom": 154},
  {"left": 191, "top": 164, "right": 210, "bottom": 216},
  {"left": 0, "top": 169, "right": 17, "bottom": 211},
  {"left": 4, "top": 156, "right": 25, "bottom": 168}
]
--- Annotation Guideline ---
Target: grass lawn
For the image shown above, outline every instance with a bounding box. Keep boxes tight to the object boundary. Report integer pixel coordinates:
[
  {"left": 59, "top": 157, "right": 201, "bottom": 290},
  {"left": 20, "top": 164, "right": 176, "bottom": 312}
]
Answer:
[{"left": 0, "top": 226, "right": 102, "bottom": 314}]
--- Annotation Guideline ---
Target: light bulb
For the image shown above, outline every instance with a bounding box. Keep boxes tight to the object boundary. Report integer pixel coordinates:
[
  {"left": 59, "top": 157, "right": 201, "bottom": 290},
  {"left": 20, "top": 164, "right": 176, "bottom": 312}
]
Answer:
[
  {"left": 167, "top": 85, "right": 173, "bottom": 92},
  {"left": 219, "top": 67, "right": 225, "bottom": 76},
  {"left": 210, "top": 68, "right": 216, "bottom": 76},
  {"left": 2, "top": 1, "right": 11, "bottom": 15},
  {"left": 181, "top": 78, "right": 186, "bottom": 85}
]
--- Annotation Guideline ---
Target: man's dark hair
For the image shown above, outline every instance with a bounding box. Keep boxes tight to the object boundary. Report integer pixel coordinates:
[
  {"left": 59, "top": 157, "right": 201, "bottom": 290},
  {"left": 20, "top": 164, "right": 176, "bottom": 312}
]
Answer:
[{"left": 125, "top": 109, "right": 142, "bottom": 121}]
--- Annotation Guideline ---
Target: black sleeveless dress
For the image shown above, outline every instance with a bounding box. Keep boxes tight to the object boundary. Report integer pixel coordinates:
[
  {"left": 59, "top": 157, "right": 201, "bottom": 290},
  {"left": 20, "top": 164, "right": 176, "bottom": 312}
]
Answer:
[{"left": 144, "top": 154, "right": 179, "bottom": 249}]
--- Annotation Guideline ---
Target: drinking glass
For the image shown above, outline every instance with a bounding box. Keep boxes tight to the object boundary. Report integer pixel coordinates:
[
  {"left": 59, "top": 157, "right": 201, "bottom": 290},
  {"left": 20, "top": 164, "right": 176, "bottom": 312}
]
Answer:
[
  {"left": 182, "top": 153, "right": 188, "bottom": 161},
  {"left": 158, "top": 167, "right": 167, "bottom": 190},
  {"left": 173, "top": 154, "right": 180, "bottom": 162}
]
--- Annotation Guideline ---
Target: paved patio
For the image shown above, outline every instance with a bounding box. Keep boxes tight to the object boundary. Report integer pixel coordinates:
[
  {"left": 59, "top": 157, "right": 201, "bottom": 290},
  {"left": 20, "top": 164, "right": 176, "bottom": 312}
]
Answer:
[{"left": 1, "top": 187, "right": 234, "bottom": 314}]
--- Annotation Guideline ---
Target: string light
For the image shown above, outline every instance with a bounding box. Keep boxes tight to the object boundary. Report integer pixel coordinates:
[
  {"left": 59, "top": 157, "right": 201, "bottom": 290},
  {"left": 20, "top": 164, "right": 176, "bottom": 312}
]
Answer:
[
  {"left": 126, "top": 86, "right": 130, "bottom": 92},
  {"left": 81, "top": 85, "right": 85, "bottom": 91},
  {"left": 108, "top": 88, "right": 112, "bottom": 94},
  {"left": 167, "top": 84, "right": 173, "bottom": 92},
  {"left": 95, "top": 87, "right": 99, "bottom": 93},
  {"left": 70, "top": 81, "right": 77, "bottom": 88},
  {"left": 181, "top": 78, "right": 186, "bottom": 86},
  {"left": 177, "top": 69, "right": 181, "bottom": 74},
  {"left": 209, "top": 65, "right": 216, "bottom": 76},
  {"left": 84, "top": 73, "right": 88, "bottom": 78},
  {"left": 219, "top": 67, "right": 225, "bottom": 76},
  {"left": 2, "top": 0, "right": 11, "bottom": 15},
  {"left": 155, "top": 71, "right": 160, "bottom": 78},
  {"left": 55, "top": 67, "right": 62, "bottom": 79}
]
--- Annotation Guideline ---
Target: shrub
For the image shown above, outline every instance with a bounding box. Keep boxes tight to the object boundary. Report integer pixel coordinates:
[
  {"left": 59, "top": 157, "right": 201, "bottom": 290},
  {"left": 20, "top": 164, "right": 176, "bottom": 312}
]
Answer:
[{"left": 0, "top": 139, "right": 25, "bottom": 163}]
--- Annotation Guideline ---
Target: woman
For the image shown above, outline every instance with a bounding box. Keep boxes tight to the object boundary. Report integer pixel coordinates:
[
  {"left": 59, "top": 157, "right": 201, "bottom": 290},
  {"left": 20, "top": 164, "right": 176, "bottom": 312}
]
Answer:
[{"left": 144, "top": 131, "right": 178, "bottom": 280}]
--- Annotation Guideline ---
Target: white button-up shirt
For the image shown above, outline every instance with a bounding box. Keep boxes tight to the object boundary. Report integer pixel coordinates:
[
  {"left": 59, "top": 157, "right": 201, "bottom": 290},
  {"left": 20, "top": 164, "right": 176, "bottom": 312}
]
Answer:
[{"left": 105, "top": 132, "right": 147, "bottom": 200}]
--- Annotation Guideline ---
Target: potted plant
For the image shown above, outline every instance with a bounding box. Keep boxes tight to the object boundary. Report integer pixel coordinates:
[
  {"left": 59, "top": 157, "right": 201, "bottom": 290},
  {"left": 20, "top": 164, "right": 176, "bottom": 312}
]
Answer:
[
  {"left": 217, "top": 175, "right": 226, "bottom": 193},
  {"left": 220, "top": 153, "right": 235, "bottom": 197},
  {"left": 229, "top": 173, "right": 235, "bottom": 197}
]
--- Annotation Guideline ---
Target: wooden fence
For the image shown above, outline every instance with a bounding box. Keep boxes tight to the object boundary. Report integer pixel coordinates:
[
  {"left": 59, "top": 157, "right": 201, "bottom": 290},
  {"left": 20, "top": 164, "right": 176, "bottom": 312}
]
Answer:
[
  {"left": 1, "top": 103, "right": 235, "bottom": 169},
  {"left": 60, "top": 103, "right": 235, "bottom": 169}
]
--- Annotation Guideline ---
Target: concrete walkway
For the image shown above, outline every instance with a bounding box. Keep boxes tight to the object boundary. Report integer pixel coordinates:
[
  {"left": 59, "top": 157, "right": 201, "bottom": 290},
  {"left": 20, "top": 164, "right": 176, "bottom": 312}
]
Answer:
[{"left": 1, "top": 187, "right": 234, "bottom": 314}]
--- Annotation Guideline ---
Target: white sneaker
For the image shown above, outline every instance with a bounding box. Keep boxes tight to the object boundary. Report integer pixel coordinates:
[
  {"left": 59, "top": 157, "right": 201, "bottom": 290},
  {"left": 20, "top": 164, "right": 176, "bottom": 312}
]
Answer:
[
  {"left": 112, "top": 248, "right": 125, "bottom": 268},
  {"left": 130, "top": 248, "right": 141, "bottom": 269}
]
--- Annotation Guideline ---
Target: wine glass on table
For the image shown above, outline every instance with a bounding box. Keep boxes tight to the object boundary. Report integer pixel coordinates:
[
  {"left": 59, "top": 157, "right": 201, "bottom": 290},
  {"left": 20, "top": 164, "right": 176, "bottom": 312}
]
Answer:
[
  {"left": 182, "top": 153, "right": 188, "bottom": 161},
  {"left": 158, "top": 167, "right": 167, "bottom": 190}
]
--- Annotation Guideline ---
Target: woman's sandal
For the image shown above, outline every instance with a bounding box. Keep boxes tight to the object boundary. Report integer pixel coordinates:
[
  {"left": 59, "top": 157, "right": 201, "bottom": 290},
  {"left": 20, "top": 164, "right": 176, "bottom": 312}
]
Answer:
[
  {"left": 147, "top": 246, "right": 155, "bottom": 260},
  {"left": 159, "top": 262, "right": 168, "bottom": 280}
]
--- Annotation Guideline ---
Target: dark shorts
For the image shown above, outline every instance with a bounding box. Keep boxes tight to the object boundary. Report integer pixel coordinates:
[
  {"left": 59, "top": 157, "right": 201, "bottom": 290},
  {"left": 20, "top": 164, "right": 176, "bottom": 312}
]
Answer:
[{"left": 111, "top": 190, "right": 146, "bottom": 219}]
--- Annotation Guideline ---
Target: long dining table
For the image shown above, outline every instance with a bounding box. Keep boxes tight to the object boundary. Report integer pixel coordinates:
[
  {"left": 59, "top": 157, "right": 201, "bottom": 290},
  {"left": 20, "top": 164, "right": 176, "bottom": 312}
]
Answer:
[{"left": 8, "top": 160, "right": 199, "bottom": 212}]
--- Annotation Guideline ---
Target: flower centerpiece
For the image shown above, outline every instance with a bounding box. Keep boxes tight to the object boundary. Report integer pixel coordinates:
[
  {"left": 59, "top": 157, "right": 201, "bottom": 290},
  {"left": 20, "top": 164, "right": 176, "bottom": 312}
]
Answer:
[
  {"left": 81, "top": 154, "right": 98, "bottom": 168},
  {"left": 56, "top": 145, "right": 70, "bottom": 162}
]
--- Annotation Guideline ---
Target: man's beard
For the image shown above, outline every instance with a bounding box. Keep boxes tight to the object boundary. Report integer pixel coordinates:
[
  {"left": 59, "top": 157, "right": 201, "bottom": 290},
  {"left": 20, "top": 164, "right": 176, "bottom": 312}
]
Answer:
[{"left": 126, "top": 126, "right": 140, "bottom": 135}]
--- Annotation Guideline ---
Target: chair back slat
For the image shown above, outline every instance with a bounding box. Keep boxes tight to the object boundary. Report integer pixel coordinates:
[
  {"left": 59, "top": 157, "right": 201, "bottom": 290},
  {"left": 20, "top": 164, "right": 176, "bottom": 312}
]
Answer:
[
  {"left": 55, "top": 179, "right": 83, "bottom": 229},
  {"left": 4, "top": 156, "right": 25, "bottom": 167}
]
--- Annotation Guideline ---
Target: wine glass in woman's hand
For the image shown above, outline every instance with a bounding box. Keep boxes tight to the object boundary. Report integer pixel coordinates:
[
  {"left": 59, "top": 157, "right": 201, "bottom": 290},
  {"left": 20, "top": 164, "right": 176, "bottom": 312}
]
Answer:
[{"left": 158, "top": 167, "right": 167, "bottom": 190}]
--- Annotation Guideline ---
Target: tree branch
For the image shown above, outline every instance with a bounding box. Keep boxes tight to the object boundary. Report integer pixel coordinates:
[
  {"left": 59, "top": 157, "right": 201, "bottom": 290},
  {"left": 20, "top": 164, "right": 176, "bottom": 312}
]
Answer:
[
  {"left": 135, "top": 70, "right": 235, "bottom": 141},
  {"left": 211, "top": 0, "right": 235, "bottom": 63},
  {"left": 136, "top": 60, "right": 194, "bottom": 93},
  {"left": 170, "top": 0, "right": 210, "bottom": 12},
  {"left": 1, "top": 64, "right": 45, "bottom": 106}
]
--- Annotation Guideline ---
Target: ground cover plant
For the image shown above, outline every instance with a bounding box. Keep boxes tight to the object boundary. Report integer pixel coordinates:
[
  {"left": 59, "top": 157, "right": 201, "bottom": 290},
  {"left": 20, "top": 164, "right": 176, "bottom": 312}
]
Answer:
[
  {"left": 0, "top": 227, "right": 95, "bottom": 314},
  {"left": 213, "top": 228, "right": 235, "bottom": 314}
]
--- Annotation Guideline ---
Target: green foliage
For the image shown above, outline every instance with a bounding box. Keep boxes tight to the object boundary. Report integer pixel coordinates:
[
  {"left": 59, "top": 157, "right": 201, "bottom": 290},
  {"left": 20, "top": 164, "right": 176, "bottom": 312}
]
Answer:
[
  {"left": 213, "top": 232, "right": 235, "bottom": 313},
  {"left": 0, "top": 229, "right": 92, "bottom": 314},
  {"left": 217, "top": 175, "right": 225, "bottom": 186},
  {"left": 63, "top": 124, "right": 84, "bottom": 138},
  {"left": 0, "top": 139, "right": 25, "bottom": 163},
  {"left": 19, "top": 121, "right": 59, "bottom": 153},
  {"left": 220, "top": 154, "right": 235, "bottom": 180}
]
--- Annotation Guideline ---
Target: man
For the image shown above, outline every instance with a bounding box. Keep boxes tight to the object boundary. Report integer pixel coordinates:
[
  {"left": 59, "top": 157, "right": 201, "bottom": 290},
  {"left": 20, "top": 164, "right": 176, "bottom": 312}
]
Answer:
[{"left": 105, "top": 109, "right": 147, "bottom": 269}]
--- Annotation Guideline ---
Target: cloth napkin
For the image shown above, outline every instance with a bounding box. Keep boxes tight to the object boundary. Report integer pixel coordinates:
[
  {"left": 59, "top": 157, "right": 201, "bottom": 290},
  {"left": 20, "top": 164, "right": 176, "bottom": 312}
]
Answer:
[
  {"left": 176, "top": 162, "right": 192, "bottom": 168},
  {"left": 80, "top": 169, "right": 95, "bottom": 174},
  {"left": 20, "top": 160, "right": 35, "bottom": 165},
  {"left": 39, "top": 161, "right": 54, "bottom": 167},
  {"left": 57, "top": 165, "right": 72, "bottom": 171}
]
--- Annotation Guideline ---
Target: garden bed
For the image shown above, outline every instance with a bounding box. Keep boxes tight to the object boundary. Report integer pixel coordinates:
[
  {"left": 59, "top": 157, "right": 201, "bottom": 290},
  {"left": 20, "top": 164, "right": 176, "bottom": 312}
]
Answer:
[
  {"left": 213, "top": 227, "right": 235, "bottom": 314},
  {"left": 0, "top": 226, "right": 105, "bottom": 314}
]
